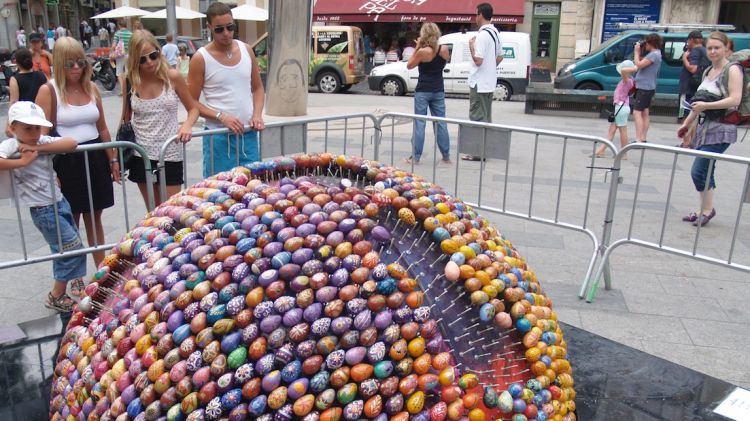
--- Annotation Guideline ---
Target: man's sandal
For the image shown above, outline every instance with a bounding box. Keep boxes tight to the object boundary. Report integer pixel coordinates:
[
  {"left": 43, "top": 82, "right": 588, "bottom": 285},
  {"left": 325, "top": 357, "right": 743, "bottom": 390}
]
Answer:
[{"left": 45, "top": 292, "right": 74, "bottom": 313}]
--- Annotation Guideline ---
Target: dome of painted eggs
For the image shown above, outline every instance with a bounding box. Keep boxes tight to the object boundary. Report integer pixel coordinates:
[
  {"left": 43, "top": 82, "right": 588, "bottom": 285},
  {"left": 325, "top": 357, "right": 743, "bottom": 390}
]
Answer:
[{"left": 50, "top": 153, "right": 576, "bottom": 421}]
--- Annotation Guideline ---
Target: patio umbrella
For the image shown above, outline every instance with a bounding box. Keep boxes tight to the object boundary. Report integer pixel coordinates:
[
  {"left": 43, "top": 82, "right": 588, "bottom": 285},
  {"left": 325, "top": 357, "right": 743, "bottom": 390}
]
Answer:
[
  {"left": 231, "top": 4, "right": 268, "bottom": 21},
  {"left": 142, "top": 6, "right": 206, "bottom": 20},
  {"left": 92, "top": 6, "right": 150, "bottom": 19}
]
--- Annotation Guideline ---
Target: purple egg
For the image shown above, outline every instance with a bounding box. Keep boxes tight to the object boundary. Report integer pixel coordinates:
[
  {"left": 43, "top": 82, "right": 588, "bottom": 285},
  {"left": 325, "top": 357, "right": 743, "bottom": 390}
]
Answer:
[
  {"left": 371, "top": 226, "right": 390, "bottom": 242},
  {"left": 167, "top": 310, "right": 184, "bottom": 332},
  {"left": 254, "top": 301, "right": 274, "bottom": 319},
  {"left": 178, "top": 263, "right": 199, "bottom": 278},
  {"left": 342, "top": 254, "right": 361, "bottom": 272},
  {"left": 279, "top": 263, "right": 301, "bottom": 281},
  {"left": 393, "top": 306, "right": 413, "bottom": 323},
  {"left": 262, "top": 242, "right": 284, "bottom": 258},
  {"left": 301, "top": 260, "right": 323, "bottom": 277},
  {"left": 283, "top": 308, "right": 303, "bottom": 327},
  {"left": 290, "top": 275, "right": 310, "bottom": 292},
  {"left": 323, "top": 256, "right": 341, "bottom": 274},
  {"left": 241, "top": 324, "right": 259, "bottom": 344},
  {"left": 329, "top": 268, "right": 349, "bottom": 288},
  {"left": 330, "top": 317, "right": 352, "bottom": 335},
  {"left": 160, "top": 301, "right": 176, "bottom": 321},
  {"left": 346, "top": 298, "right": 366, "bottom": 315},
  {"left": 301, "top": 203, "right": 321, "bottom": 216},
  {"left": 322, "top": 202, "right": 340, "bottom": 214},
  {"left": 232, "top": 263, "right": 250, "bottom": 282},
  {"left": 295, "top": 223, "right": 317, "bottom": 238},
  {"left": 224, "top": 254, "right": 244, "bottom": 271},
  {"left": 240, "top": 215, "right": 259, "bottom": 231},
  {"left": 310, "top": 317, "right": 331, "bottom": 336},
  {"left": 270, "top": 218, "right": 286, "bottom": 234},
  {"left": 276, "top": 227, "right": 297, "bottom": 243},
  {"left": 345, "top": 346, "right": 367, "bottom": 365},
  {"left": 339, "top": 218, "right": 356, "bottom": 233},
  {"left": 326, "top": 231, "right": 344, "bottom": 247},
  {"left": 190, "top": 245, "right": 212, "bottom": 263},
  {"left": 303, "top": 303, "right": 322, "bottom": 323},
  {"left": 287, "top": 378, "right": 309, "bottom": 400},
  {"left": 310, "top": 212, "right": 330, "bottom": 226},
  {"left": 296, "top": 340, "right": 316, "bottom": 358},
  {"left": 374, "top": 309, "right": 393, "bottom": 330},
  {"left": 255, "top": 354, "right": 275, "bottom": 376},
  {"left": 291, "top": 248, "right": 313, "bottom": 265},
  {"left": 426, "top": 333, "right": 444, "bottom": 354},
  {"left": 234, "top": 208, "right": 253, "bottom": 222},
  {"left": 315, "top": 286, "right": 338, "bottom": 303},
  {"left": 353, "top": 309, "right": 372, "bottom": 330},
  {"left": 258, "top": 269, "right": 278, "bottom": 287}
]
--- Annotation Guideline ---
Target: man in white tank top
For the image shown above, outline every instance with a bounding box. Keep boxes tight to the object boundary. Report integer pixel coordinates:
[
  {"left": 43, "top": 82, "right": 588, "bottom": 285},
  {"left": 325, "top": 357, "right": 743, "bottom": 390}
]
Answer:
[{"left": 188, "top": 1, "right": 266, "bottom": 178}]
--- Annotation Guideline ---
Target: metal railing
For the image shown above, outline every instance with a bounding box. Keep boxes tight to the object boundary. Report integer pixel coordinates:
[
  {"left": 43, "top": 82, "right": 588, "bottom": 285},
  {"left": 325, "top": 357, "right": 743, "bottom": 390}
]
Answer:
[
  {"left": 376, "top": 112, "right": 619, "bottom": 294},
  {"left": 582, "top": 142, "right": 750, "bottom": 301},
  {"left": 0, "top": 141, "right": 154, "bottom": 270},
  {"left": 157, "top": 113, "right": 381, "bottom": 200}
]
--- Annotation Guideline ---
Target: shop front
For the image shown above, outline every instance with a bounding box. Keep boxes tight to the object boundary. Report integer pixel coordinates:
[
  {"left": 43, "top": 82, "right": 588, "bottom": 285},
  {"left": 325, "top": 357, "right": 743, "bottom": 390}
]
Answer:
[{"left": 313, "top": 0, "right": 525, "bottom": 69}]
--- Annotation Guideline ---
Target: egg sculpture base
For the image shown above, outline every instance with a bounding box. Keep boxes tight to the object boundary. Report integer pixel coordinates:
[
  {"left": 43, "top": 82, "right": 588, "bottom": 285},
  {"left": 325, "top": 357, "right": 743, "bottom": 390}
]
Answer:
[{"left": 51, "top": 154, "right": 576, "bottom": 421}]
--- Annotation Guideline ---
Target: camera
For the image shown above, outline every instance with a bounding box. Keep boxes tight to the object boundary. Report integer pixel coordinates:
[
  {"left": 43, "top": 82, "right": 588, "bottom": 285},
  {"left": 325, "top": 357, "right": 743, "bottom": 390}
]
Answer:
[{"left": 683, "top": 44, "right": 689, "bottom": 52}]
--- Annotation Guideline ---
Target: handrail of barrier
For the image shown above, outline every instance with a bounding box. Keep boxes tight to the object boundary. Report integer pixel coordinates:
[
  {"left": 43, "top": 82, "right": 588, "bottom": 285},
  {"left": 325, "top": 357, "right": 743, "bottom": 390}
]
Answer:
[
  {"left": 0, "top": 141, "right": 154, "bottom": 271},
  {"left": 583, "top": 142, "right": 750, "bottom": 302},
  {"left": 375, "top": 112, "right": 619, "bottom": 298},
  {"left": 157, "top": 113, "right": 381, "bottom": 201}
]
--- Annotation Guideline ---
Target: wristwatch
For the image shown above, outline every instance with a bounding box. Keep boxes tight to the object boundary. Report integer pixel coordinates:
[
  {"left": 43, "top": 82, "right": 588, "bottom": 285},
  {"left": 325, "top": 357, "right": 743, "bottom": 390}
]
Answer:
[{"left": 215, "top": 111, "right": 223, "bottom": 120}]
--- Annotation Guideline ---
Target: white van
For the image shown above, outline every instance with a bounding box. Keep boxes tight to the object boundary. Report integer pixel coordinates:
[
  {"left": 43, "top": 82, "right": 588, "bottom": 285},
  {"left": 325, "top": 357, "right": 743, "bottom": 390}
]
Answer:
[{"left": 367, "top": 31, "right": 531, "bottom": 101}]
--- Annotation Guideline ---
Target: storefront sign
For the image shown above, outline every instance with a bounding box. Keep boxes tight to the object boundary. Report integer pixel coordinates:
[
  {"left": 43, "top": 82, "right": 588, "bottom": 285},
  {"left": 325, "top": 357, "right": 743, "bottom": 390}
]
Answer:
[
  {"left": 534, "top": 3, "right": 560, "bottom": 17},
  {"left": 314, "top": 0, "right": 525, "bottom": 24},
  {"left": 314, "top": 13, "right": 523, "bottom": 24},
  {"left": 602, "top": 0, "right": 660, "bottom": 41}
]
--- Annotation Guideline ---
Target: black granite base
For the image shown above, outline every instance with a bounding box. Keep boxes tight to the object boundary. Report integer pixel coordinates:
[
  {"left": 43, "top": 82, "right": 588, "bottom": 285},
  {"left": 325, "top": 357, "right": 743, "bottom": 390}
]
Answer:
[{"left": 0, "top": 316, "right": 740, "bottom": 420}]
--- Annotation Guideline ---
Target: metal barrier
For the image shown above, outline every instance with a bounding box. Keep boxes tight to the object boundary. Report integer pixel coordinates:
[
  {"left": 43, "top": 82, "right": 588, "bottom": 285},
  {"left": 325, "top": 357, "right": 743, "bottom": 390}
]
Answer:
[
  {"left": 0, "top": 141, "right": 154, "bottom": 271},
  {"left": 582, "top": 143, "right": 750, "bottom": 302},
  {"left": 376, "top": 112, "right": 619, "bottom": 295},
  {"left": 157, "top": 113, "right": 381, "bottom": 200}
]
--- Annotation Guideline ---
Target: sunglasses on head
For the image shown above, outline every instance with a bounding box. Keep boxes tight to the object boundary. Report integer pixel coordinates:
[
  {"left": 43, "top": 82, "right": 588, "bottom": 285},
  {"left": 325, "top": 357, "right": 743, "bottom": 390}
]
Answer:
[
  {"left": 139, "top": 50, "right": 160, "bottom": 64},
  {"left": 213, "top": 23, "right": 236, "bottom": 34},
  {"left": 64, "top": 59, "right": 88, "bottom": 69}
]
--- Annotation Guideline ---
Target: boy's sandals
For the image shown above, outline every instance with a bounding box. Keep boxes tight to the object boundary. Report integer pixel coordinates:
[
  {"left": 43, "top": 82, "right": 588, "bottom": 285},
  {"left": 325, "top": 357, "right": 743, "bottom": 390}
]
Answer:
[
  {"left": 69, "top": 278, "right": 86, "bottom": 299},
  {"left": 45, "top": 292, "right": 74, "bottom": 313},
  {"left": 404, "top": 156, "right": 419, "bottom": 165}
]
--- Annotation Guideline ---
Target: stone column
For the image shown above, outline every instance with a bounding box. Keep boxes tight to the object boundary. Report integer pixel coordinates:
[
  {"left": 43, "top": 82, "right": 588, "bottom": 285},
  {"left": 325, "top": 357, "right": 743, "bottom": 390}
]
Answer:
[{"left": 265, "top": 0, "right": 311, "bottom": 116}]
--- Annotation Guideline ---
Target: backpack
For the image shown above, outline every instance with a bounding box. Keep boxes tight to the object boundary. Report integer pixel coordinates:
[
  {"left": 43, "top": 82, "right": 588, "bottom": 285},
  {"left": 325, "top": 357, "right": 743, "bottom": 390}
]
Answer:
[{"left": 715, "top": 49, "right": 750, "bottom": 125}]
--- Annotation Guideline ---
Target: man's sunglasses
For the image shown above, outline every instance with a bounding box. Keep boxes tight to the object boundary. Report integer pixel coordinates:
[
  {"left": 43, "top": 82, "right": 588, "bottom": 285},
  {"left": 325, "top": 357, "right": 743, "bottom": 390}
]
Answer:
[
  {"left": 139, "top": 50, "right": 160, "bottom": 64},
  {"left": 213, "top": 23, "right": 236, "bottom": 34},
  {"left": 64, "top": 59, "right": 88, "bottom": 69}
]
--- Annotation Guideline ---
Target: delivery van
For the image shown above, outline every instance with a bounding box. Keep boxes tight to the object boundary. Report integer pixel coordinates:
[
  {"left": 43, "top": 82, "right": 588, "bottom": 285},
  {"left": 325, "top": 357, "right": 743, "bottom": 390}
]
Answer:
[
  {"left": 555, "top": 30, "right": 750, "bottom": 94},
  {"left": 252, "top": 26, "right": 367, "bottom": 93},
  {"left": 367, "top": 31, "right": 531, "bottom": 101}
]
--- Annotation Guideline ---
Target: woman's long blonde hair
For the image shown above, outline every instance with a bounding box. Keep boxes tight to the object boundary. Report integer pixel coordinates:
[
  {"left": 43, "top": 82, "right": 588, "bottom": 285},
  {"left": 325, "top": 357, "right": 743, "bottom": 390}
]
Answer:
[
  {"left": 126, "top": 30, "right": 171, "bottom": 95},
  {"left": 419, "top": 22, "right": 441, "bottom": 51},
  {"left": 52, "top": 37, "right": 94, "bottom": 105}
]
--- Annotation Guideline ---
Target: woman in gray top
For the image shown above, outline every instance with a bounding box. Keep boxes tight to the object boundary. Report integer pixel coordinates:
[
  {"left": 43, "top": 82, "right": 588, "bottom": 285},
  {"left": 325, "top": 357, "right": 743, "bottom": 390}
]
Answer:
[
  {"left": 676, "top": 31, "right": 742, "bottom": 227},
  {"left": 632, "top": 33, "right": 663, "bottom": 143}
]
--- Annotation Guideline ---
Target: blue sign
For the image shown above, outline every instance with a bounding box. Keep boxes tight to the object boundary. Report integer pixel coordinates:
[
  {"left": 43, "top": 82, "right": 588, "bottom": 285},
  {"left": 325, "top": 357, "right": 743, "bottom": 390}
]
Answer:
[{"left": 602, "top": 0, "right": 661, "bottom": 42}]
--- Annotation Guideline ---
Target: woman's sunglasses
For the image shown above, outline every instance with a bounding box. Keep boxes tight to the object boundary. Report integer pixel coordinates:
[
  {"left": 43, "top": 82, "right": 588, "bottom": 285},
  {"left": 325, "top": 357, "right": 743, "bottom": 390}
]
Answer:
[
  {"left": 139, "top": 50, "right": 160, "bottom": 64},
  {"left": 213, "top": 23, "right": 236, "bottom": 34},
  {"left": 64, "top": 59, "right": 88, "bottom": 69}
]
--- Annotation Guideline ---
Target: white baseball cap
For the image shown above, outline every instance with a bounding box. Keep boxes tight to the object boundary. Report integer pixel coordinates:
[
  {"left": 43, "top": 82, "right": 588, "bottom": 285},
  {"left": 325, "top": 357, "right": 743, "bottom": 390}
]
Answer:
[
  {"left": 616, "top": 60, "right": 635, "bottom": 75},
  {"left": 8, "top": 101, "right": 53, "bottom": 127}
]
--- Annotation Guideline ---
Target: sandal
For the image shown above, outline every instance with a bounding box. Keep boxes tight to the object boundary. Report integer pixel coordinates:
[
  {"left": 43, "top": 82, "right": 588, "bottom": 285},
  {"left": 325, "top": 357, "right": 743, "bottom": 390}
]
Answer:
[
  {"left": 45, "top": 292, "right": 74, "bottom": 313},
  {"left": 440, "top": 159, "right": 452, "bottom": 165},
  {"left": 589, "top": 152, "right": 606, "bottom": 158},
  {"left": 693, "top": 209, "right": 716, "bottom": 227},
  {"left": 404, "top": 156, "right": 419, "bottom": 165},
  {"left": 69, "top": 277, "right": 86, "bottom": 299},
  {"left": 682, "top": 212, "right": 698, "bottom": 222}
]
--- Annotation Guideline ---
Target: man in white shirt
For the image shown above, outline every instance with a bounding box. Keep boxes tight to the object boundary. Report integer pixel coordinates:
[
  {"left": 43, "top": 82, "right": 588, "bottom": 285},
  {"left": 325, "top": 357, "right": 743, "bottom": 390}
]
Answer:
[{"left": 463, "top": 2, "right": 503, "bottom": 161}]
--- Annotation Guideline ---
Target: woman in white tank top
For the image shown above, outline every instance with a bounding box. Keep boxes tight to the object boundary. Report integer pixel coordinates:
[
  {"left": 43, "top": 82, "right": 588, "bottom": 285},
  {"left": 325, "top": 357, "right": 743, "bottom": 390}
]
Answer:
[
  {"left": 36, "top": 37, "right": 116, "bottom": 270},
  {"left": 120, "top": 30, "right": 199, "bottom": 207}
]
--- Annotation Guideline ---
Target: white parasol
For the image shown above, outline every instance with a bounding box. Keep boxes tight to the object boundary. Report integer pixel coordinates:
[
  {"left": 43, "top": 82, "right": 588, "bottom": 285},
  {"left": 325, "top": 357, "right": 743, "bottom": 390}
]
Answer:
[
  {"left": 91, "top": 6, "right": 150, "bottom": 19},
  {"left": 141, "top": 6, "right": 206, "bottom": 20},
  {"left": 231, "top": 4, "right": 269, "bottom": 21}
]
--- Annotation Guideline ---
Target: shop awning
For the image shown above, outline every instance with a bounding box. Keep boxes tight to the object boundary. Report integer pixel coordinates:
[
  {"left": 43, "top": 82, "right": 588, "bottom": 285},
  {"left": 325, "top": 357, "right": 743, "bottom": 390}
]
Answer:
[{"left": 313, "top": 0, "right": 525, "bottom": 24}]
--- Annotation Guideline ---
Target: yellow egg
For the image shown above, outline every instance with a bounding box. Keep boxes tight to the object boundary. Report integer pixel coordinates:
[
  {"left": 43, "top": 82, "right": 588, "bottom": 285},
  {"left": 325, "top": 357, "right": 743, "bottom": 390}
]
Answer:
[
  {"left": 441, "top": 240, "right": 460, "bottom": 254},
  {"left": 459, "top": 245, "right": 476, "bottom": 259},
  {"left": 467, "top": 408, "right": 486, "bottom": 421},
  {"left": 436, "top": 203, "right": 450, "bottom": 214},
  {"left": 407, "top": 337, "right": 425, "bottom": 357},
  {"left": 406, "top": 391, "right": 425, "bottom": 414},
  {"left": 438, "top": 367, "right": 455, "bottom": 386}
]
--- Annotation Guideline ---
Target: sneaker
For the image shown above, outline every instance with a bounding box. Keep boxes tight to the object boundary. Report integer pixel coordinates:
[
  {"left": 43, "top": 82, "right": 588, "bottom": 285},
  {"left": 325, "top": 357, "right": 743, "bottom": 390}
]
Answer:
[
  {"left": 461, "top": 154, "right": 486, "bottom": 162},
  {"left": 45, "top": 292, "right": 74, "bottom": 313}
]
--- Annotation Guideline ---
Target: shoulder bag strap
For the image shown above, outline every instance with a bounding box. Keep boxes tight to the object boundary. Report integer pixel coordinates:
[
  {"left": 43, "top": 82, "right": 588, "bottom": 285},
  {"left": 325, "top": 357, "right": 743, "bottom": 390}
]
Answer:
[{"left": 123, "top": 78, "right": 133, "bottom": 123}]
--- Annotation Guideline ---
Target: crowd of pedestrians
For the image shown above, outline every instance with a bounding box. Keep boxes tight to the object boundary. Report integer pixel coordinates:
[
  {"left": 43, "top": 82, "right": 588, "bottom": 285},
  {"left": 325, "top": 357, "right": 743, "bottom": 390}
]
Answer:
[{"left": 1, "top": 1, "right": 265, "bottom": 313}]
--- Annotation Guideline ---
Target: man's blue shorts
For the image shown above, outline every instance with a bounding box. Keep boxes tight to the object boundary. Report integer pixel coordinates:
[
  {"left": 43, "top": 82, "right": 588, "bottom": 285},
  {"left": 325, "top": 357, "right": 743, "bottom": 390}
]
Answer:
[{"left": 202, "top": 130, "right": 259, "bottom": 178}]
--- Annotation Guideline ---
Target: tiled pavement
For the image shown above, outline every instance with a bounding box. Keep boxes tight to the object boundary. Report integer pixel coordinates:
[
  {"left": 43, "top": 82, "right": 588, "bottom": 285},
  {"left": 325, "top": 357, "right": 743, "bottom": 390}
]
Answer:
[{"left": 1, "top": 91, "right": 748, "bottom": 390}]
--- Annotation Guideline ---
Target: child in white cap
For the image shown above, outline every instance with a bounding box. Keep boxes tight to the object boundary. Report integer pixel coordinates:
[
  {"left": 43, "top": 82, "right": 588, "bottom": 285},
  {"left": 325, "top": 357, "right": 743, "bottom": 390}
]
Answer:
[
  {"left": 593, "top": 59, "right": 635, "bottom": 159},
  {"left": 0, "top": 101, "right": 85, "bottom": 312}
]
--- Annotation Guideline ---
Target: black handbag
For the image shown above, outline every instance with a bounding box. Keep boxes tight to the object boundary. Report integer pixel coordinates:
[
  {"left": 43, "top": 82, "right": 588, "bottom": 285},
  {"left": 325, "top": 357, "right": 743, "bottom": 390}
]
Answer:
[
  {"left": 116, "top": 79, "right": 136, "bottom": 166},
  {"left": 691, "top": 89, "right": 726, "bottom": 120},
  {"left": 607, "top": 102, "right": 626, "bottom": 123}
]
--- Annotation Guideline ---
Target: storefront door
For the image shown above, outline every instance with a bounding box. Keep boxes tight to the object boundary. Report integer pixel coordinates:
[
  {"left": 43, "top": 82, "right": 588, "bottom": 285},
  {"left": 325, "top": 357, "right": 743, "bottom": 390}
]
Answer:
[{"left": 531, "top": 3, "right": 560, "bottom": 72}]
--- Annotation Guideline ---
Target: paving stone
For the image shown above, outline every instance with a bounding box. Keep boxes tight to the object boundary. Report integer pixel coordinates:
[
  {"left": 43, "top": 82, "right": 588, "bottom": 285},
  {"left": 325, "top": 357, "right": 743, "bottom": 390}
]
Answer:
[
  {"left": 681, "top": 318, "right": 750, "bottom": 350},
  {"left": 579, "top": 310, "right": 693, "bottom": 345}
]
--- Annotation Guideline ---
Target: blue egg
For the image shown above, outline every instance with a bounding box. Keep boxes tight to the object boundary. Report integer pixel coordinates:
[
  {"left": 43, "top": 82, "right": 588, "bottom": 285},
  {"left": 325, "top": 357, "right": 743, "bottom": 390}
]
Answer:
[
  {"left": 172, "top": 324, "right": 191, "bottom": 344},
  {"left": 221, "top": 331, "right": 242, "bottom": 354},
  {"left": 478, "top": 303, "right": 496, "bottom": 322},
  {"left": 537, "top": 413, "right": 548, "bottom": 421},
  {"left": 310, "top": 370, "right": 330, "bottom": 393},
  {"left": 518, "top": 281, "right": 529, "bottom": 292},
  {"left": 126, "top": 398, "right": 142, "bottom": 419},
  {"left": 206, "top": 304, "right": 227, "bottom": 324},
  {"left": 540, "top": 355, "right": 552, "bottom": 367},
  {"left": 280, "top": 360, "right": 302, "bottom": 383},
  {"left": 516, "top": 317, "right": 532, "bottom": 333},
  {"left": 376, "top": 277, "right": 397, "bottom": 295},
  {"left": 432, "top": 227, "right": 450, "bottom": 242},
  {"left": 214, "top": 215, "right": 236, "bottom": 230},
  {"left": 524, "top": 293, "right": 535, "bottom": 303},
  {"left": 236, "top": 237, "right": 257, "bottom": 254},
  {"left": 261, "top": 211, "right": 282, "bottom": 226},
  {"left": 468, "top": 242, "right": 481, "bottom": 255},
  {"left": 499, "top": 274, "right": 512, "bottom": 287},
  {"left": 248, "top": 395, "right": 267, "bottom": 416},
  {"left": 271, "top": 251, "right": 292, "bottom": 269},
  {"left": 450, "top": 252, "right": 465, "bottom": 265},
  {"left": 221, "top": 222, "right": 241, "bottom": 236},
  {"left": 512, "top": 398, "right": 526, "bottom": 413},
  {"left": 508, "top": 382, "right": 524, "bottom": 398}
]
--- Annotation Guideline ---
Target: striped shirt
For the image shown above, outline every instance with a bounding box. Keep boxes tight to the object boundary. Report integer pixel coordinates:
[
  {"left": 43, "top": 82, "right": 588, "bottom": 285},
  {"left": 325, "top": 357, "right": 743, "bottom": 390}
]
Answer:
[{"left": 113, "top": 29, "right": 132, "bottom": 54}]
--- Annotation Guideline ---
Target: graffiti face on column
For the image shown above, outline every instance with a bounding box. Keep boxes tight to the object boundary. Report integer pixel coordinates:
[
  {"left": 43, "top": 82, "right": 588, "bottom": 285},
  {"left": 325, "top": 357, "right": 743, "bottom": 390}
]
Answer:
[{"left": 277, "top": 58, "right": 305, "bottom": 103}]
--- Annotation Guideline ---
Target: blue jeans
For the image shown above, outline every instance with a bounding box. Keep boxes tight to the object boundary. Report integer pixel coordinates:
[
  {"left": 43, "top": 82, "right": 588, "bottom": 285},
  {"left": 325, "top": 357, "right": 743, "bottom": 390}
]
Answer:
[
  {"left": 691, "top": 143, "right": 730, "bottom": 191},
  {"left": 412, "top": 91, "right": 450, "bottom": 161},
  {"left": 202, "top": 129, "right": 259, "bottom": 178},
  {"left": 29, "top": 198, "right": 86, "bottom": 282}
]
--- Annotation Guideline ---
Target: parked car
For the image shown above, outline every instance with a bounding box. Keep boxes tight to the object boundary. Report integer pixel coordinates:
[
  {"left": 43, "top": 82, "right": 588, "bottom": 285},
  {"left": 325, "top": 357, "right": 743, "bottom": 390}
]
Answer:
[
  {"left": 252, "top": 25, "right": 367, "bottom": 93},
  {"left": 367, "top": 31, "right": 531, "bottom": 101},
  {"left": 155, "top": 36, "right": 207, "bottom": 57},
  {"left": 555, "top": 30, "right": 750, "bottom": 94}
]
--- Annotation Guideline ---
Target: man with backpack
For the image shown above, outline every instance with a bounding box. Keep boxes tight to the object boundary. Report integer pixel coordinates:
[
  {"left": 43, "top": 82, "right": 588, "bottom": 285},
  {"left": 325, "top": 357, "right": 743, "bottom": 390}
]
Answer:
[
  {"left": 678, "top": 31, "right": 709, "bottom": 123},
  {"left": 463, "top": 2, "right": 503, "bottom": 161}
]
